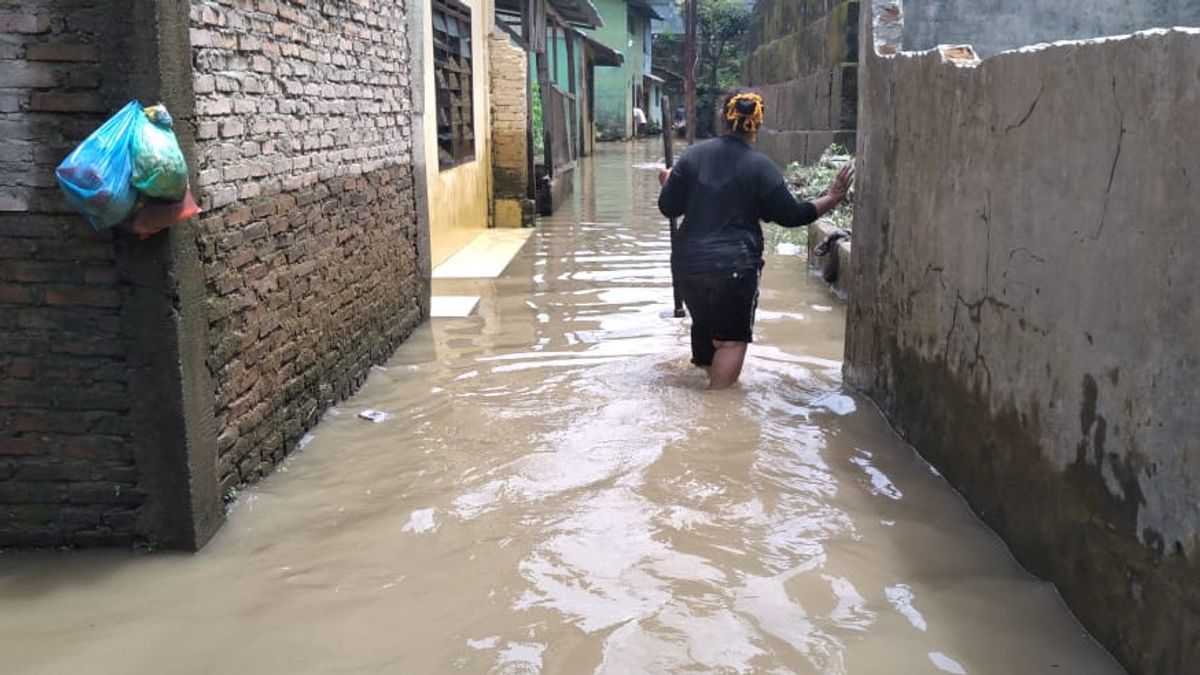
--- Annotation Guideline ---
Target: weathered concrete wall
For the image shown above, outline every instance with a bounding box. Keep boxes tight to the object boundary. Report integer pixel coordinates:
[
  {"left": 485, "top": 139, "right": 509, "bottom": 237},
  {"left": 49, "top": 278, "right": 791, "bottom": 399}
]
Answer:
[
  {"left": 849, "top": 3, "right": 1200, "bottom": 670},
  {"left": 742, "top": 0, "right": 858, "bottom": 167},
  {"left": 189, "top": 0, "right": 425, "bottom": 498},
  {"left": 903, "top": 0, "right": 1200, "bottom": 58},
  {"left": 489, "top": 32, "right": 532, "bottom": 228}
]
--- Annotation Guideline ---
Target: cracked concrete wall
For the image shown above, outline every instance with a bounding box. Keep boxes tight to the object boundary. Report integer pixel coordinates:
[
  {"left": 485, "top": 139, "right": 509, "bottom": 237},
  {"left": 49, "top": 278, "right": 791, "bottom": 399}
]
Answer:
[
  {"left": 903, "top": 0, "right": 1200, "bottom": 58},
  {"left": 848, "top": 4, "right": 1200, "bottom": 671}
]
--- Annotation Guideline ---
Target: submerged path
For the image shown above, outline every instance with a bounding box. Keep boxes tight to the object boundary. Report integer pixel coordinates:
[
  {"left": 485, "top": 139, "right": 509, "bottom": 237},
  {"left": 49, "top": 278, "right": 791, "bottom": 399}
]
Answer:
[{"left": 0, "top": 142, "right": 1120, "bottom": 674}]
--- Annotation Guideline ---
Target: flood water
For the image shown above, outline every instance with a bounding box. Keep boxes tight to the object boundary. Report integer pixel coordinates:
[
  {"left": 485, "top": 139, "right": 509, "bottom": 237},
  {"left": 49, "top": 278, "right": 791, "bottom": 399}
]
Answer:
[{"left": 0, "top": 141, "right": 1121, "bottom": 674}]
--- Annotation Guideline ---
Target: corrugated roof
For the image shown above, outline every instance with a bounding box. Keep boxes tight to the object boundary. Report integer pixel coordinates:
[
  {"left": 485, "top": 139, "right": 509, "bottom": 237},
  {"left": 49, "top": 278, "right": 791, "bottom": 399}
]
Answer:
[
  {"left": 549, "top": 0, "right": 604, "bottom": 29},
  {"left": 627, "top": 0, "right": 664, "bottom": 21},
  {"left": 576, "top": 28, "right": 623, "bottom": 66}
]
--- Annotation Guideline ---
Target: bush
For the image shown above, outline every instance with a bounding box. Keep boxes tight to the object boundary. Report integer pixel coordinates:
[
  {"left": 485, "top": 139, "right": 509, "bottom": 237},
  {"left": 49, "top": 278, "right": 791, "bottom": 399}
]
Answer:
[{"left": 763, "top": 144, "right": 855, "bottom": 251}]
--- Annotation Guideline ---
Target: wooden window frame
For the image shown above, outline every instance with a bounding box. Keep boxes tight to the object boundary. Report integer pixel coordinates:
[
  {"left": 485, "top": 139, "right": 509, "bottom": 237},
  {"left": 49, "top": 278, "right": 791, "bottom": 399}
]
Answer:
[{"left": 433, "top": 0, "right": 475, "bottom": 171}]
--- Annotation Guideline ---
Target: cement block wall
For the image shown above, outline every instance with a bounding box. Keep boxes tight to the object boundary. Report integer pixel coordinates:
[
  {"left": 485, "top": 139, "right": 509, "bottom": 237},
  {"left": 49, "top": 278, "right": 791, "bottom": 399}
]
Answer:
[
  {"left": 188, "top": 0, "right": 425, "bottom": 497},
  {"left": 742, "top": 0, "right": 858, "bottom": 167},
  {"left": 849, "top": 3, "right": 1200, "bottom": 671},
  {"left": 903, "top": 0, "right": 1200, "bottom": 58},
  {"left": 489, "top": 32, "right": 532, "bottom": 228}
]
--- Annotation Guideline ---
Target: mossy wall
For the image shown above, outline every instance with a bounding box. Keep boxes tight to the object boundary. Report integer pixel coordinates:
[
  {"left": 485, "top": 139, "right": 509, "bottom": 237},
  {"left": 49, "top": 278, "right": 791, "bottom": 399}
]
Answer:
[{"left": 742, "top": 0, "right": 858, "bottom": 167}]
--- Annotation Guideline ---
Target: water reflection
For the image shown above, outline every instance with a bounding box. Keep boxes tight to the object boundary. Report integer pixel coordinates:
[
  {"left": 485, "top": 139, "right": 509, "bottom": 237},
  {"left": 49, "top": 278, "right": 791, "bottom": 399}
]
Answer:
[{"left": 0, "top": 141, "right": 1120, "bottom": 675}]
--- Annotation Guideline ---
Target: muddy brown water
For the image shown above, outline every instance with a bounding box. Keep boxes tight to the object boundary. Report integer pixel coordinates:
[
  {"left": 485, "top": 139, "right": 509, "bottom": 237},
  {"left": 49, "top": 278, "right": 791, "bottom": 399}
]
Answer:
[{"left": 0, "top": 142, "right": 1121, "bottom": 674}]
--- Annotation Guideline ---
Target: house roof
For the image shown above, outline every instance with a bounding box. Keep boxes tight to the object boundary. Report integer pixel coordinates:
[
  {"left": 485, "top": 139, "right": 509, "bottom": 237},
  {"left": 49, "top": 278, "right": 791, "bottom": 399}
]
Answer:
[
  {"left": 627, "top": 0, "right": 664, "bottom": 20},
  {"left": 651, "top": 65, "right": 682, "bottom": 82},
  {"left": 548, "top": 0, "right": 604, "bottom": 29},
  {"left": 576, "top": 28, "right": 623, "bottom": 66}
]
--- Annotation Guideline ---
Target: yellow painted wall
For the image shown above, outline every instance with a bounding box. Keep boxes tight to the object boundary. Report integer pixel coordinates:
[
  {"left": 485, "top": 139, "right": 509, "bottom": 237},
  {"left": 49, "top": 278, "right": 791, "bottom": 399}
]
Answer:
[{"left": 425, "top": 0, "right": 495, "bottom": 267}]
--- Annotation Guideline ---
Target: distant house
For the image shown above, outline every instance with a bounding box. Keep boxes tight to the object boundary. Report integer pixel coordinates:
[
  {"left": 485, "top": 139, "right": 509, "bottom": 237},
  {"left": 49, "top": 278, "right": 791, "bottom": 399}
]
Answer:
[
  {"left": 493, "top": 0, "right": 622, "bottom": 217},
  {"left": 588, "top": 0, "right": 663, "bottom": 139}
]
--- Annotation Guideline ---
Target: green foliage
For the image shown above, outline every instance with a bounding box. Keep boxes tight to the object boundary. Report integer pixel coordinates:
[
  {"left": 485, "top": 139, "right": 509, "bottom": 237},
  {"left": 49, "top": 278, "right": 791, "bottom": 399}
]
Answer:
[
  {"left": 685, "top": 0, "right": 754, "bottom": 137},
  {"left": 764, "top": 144, "right": 856, "bottom": 250},
  {"left": 532, "top": 80, "right": 544, "bottom": 158}
]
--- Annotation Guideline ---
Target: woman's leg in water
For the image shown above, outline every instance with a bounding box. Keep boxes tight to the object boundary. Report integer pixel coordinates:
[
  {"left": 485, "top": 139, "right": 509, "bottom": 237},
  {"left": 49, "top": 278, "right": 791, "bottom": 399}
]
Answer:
[{"left": 709, "top": 340, "right": 748, "bottom": 389}]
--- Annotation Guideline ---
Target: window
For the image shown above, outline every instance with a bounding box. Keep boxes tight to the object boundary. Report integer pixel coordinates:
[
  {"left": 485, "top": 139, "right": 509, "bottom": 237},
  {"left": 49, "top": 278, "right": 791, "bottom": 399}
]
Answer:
[{"left": 433, "top": 0, "right": 474, "bottom": 170}]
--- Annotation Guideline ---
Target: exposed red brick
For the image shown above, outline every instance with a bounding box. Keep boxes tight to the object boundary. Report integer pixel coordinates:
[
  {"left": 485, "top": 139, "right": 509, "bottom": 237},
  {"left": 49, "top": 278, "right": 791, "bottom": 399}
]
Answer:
[
  {"left": 0, "top": 62, "right": 59, "bottom": 88},
  {"left": 29, "top": 93, "right": 106, "bottom": 113},
  {"left": 0, "top": 438, "right": 46, "bottom": 456},
  {"left": 0, "top": 13, "right": 51, "bottom": 34},
  {"left": 51, "top": 338, "right": 124, "bottom": 356},
  {"left": 23, "top": 43, "right": 100, "bottom": 62},
  {"left": 63, "top": 437, "right": 132, "bottom": 461},
  {"left": 12, "top": 412, "right": 92, "bottom": 435},
  {"left": 2, "top": 261, "right": 80, "bottom": 284},
  {"left": 44, "top": 288, "right": 122, "bottom": 308},
  {"left": 0, "top": 285, "right": 38, "bottom": 305}
]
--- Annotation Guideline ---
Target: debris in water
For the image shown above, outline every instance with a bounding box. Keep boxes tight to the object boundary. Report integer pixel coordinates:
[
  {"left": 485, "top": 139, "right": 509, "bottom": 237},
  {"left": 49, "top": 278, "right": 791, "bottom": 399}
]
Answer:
[
  {"left": 776, "top": 242, "right": 800, "bottom": 255},
  {"left": 402, "top": 508, "right": 437, "bottom": 533},
  {"left": 358, "top": 409, "right": 392, "bottom": 423},
  {"left": 468, "top": 636, "right": 501, "bottom": 650}
]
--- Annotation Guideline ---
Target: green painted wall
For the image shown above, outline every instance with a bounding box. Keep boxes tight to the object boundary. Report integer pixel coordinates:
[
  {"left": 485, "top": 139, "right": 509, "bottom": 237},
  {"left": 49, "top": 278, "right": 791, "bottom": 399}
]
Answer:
[{"left": 588, "top": 0, "right": 650, "bottom": 139}]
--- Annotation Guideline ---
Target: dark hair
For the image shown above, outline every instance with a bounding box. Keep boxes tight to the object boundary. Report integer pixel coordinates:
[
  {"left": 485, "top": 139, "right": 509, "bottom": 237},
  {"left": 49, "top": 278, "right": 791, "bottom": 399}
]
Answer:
[{"left": 719, "top": 87, "right": 764, "bottom": 136}]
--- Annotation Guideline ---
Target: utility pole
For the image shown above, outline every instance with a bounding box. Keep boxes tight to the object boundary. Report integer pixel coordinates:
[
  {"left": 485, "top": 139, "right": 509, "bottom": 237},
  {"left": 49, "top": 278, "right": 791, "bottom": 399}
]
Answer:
[{"left": 683, "top": 0, "right": 697, "bottom": 144}]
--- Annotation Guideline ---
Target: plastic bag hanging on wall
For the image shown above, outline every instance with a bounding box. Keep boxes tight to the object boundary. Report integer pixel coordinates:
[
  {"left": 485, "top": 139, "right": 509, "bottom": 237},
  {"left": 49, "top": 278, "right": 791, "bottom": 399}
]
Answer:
[
  {"left": 130, "top": 104, "right": 189, "bottom": 201},
  {"left": 54, "top": 101, "right": 142, "bottom": 230}
]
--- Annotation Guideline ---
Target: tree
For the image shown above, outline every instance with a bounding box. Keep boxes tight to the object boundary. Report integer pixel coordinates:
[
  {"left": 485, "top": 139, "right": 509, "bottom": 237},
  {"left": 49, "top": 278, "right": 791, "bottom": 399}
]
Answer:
[{"left": 694, "top": 0, "right": 751, "bottom": 137}]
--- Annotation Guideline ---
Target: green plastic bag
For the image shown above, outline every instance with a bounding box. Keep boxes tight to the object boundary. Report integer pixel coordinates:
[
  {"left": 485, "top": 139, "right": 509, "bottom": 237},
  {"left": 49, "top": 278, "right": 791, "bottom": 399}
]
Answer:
[{"left": 131, "top": 104, "right": 188, "bottom": 201}]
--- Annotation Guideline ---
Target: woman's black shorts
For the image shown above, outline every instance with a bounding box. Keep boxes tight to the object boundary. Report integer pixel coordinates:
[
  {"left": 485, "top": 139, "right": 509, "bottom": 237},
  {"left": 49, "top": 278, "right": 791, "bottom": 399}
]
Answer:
[{"left": 678, "top": 269, "right": 759, "bottom": 366}]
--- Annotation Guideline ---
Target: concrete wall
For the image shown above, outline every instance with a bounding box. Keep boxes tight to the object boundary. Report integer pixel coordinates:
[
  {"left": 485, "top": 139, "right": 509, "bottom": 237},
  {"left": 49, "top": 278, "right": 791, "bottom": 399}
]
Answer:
[
  {"left": 423, "top": 0, "right": 493, "bottom": 266},
  {"left": 190, "top": 0, "right": 426, "bottom": 498},
  {"left": 903, "top": 0, "right": 1200, "bottom": 58},
  {"left": 742, "top": 0, "right": 858, "bottom": 167},
  {"left": 490, "top": 32, "right": 532, "bottom": 228},
  {"left": 849, "top": 3, "right": 1200, "bottom": 671}
]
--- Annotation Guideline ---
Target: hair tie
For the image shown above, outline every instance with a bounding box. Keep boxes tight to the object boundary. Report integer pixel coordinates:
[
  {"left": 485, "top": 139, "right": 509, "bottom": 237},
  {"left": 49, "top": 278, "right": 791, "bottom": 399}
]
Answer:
[{"left": 725, "top": 93, "right": 764, "bottom": 133}]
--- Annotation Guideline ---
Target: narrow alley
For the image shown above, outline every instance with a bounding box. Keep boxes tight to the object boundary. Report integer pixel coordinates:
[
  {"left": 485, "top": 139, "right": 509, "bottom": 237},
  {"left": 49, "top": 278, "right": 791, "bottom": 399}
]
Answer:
[{"left": 0, "top": 142, "right": 1122, "bottom": 673}]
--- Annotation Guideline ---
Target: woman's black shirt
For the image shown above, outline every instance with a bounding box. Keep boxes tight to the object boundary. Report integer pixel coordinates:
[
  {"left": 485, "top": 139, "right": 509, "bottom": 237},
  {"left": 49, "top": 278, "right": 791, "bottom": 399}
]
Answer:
[{"left": 658, "top": 135, "right": 818, "bottom": 276}]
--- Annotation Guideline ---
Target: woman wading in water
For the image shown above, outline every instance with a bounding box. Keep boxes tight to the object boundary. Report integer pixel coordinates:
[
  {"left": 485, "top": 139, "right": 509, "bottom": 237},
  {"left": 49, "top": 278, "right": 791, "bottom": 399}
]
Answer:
[{"left": 658, "top": 89, "right": 853, "bottom": 389}]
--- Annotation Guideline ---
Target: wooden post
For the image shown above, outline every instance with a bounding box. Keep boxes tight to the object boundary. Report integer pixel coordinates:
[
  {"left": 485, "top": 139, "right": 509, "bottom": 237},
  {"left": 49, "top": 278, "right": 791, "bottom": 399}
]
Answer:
[
  {"left": 662, "top": 95, "right": 684, "bottom": 318},
  {"left": 523, "top": 0, "right": 536, "bottom": 202},
  {"left": 683, "top": 0, "right": 697, "bottom": 144},
  {"left": 565, "top": 28, "right": 578, "bottom": 158}
]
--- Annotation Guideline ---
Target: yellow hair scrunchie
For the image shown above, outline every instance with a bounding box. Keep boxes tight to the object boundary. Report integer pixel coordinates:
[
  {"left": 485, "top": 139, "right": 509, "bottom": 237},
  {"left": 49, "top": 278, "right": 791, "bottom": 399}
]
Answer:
[{"left": 725, "top": 93, "right": 764, "bottom": 133}]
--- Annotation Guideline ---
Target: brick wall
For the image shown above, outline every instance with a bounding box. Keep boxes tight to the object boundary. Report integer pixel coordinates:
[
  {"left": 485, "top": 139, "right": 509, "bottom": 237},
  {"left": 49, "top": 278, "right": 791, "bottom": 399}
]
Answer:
[
  {"left": 188, "top": 0, "right": 425, "bottom": 495},
  {"left": 489, "top": 32, "right": 531, "bottom": 228},
  {"left": 0, "top": 1, "right": 143, "bottom": 547}
]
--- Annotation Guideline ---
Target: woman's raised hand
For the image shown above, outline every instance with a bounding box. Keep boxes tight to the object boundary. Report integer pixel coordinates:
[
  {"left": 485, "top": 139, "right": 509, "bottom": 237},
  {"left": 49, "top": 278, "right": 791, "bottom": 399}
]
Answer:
[{"left": 829, "top": 164, "right": 854, "bottom": 201}]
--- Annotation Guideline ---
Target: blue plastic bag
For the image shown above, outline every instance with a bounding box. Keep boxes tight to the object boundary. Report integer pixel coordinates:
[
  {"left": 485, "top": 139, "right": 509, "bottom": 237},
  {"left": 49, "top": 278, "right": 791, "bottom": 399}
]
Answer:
[{"left": 55, "top": 101, "right": 141, "bottom": 229}]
